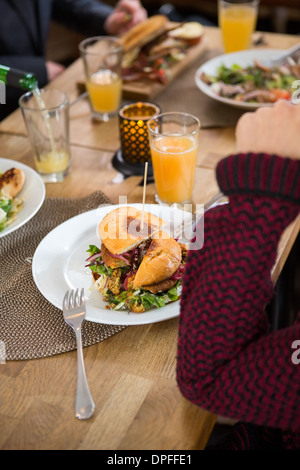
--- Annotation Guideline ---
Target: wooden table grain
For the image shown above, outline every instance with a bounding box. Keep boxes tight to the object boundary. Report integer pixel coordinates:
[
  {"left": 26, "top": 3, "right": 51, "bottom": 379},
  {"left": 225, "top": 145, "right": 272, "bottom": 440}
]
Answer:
[{"left": 0, "top": 27, "right": 299, "bottom": 450}]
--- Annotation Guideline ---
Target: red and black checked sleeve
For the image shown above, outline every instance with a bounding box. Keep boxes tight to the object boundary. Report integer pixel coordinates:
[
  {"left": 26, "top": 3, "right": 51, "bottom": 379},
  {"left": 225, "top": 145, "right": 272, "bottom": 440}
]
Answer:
[{"left": 176, "top": 153, "right": 300, "bottom": 432}]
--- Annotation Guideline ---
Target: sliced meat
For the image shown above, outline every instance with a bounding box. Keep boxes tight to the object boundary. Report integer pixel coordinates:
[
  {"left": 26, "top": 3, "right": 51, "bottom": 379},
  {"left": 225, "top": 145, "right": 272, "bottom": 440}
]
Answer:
[
  {"left": 253, "top": 59, "right": 271, "bottom": 73},
  {"left": 200, "top": 71, "right": 213, "bottom": 85},
  {"left": 289, "top": 64, "right": 300, "bottom": 79},
  {"left": 212, "top": 82, "right": 245, "bottom": 98},
  {"left": 237, "top": 89, "right": 277, "bottom": 103}
]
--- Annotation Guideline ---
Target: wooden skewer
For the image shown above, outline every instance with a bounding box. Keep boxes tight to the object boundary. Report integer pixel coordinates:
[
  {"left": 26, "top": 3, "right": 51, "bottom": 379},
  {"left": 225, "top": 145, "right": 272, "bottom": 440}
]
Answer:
[{"left": 141, "top": 162, "right": 148, "bottom": 231}]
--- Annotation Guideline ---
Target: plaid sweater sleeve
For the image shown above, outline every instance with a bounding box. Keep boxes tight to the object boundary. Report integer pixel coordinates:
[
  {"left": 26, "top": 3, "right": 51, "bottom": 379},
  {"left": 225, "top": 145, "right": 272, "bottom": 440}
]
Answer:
[{"left": 176, "top": 153, "right": 300, "bottom": 433}]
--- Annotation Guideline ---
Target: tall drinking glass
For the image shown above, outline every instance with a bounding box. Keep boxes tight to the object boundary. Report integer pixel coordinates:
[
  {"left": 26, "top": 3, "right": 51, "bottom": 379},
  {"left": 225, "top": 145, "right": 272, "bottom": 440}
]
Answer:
[
  {"left": 147, "top": 112, "right": 200, "bottom": 206},
  {"left": 19, "top": 89, "right": 71, "bottom": 183},
  {"left": 79, "top": 36, "right": 123, "bottom": 121},
  {"left": 218, "top": 0, "right": 259, "bottom": 53}
]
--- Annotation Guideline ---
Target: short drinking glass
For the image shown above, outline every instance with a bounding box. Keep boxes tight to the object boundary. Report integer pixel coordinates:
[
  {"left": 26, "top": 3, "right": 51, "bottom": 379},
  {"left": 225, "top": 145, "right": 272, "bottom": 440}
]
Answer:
[
  {"left": 147, "top": 112, "right": 200, "bottom": 206},
  {"left": 79, "top": 36, "right": 123, "bottom": 121},
  {"left": 218, "top": 0, "right": 259, "bottom": 53},
  {"left": 19, "top": 89, "right": 71, "bottom": 183}
]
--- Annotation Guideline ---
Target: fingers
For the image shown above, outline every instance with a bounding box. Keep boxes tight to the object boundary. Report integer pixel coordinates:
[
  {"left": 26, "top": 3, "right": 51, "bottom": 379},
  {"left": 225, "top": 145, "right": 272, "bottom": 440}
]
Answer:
[
  {"left": 115, "top": 0, "right": 146, "bottom": 18},
  {"left": 105, "top": 0, "right": 147, "bottom": 35},
  {"left": 236, "top": 99, "right": 300, "bottom": 159},
  {"left": 46, "top": 61, "right": 65, "bottom": 81}
]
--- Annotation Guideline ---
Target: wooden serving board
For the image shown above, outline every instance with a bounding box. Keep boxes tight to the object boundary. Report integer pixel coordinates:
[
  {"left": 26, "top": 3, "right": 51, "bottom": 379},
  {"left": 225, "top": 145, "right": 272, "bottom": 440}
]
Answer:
[{"left": 122, "top": 35, "right": 208, "bottom": 100}]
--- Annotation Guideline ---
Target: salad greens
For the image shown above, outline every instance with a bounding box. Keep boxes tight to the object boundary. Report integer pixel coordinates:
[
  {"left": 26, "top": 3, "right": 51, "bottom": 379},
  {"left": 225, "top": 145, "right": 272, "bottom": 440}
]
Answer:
[
  {"left": 201, "top": 60, "right": 300, "bottom": 103},
  {"left": 86, "top": 244, "right": 183, "bottom": 313},
  {"left": 211, "top": 64, "right": 297, "bottom": 89},
  {"left": 104, "top": 282, "right": 182, "bottom": 312}
]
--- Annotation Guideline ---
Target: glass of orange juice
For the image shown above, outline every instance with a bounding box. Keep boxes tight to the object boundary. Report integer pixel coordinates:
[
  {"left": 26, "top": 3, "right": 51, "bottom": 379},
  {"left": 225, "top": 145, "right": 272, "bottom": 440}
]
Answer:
[
  {"left": 147, "top": 112, "right": 200, "bottom": 206},
  {"left": 218, "top": 0, "right": 259, "bottom": 53},
  {"left": 19, "top": 89, "right": 71, "bottom": 183},
  {"left": 79, "top": 36, "right": 123, "bottom": 121}
]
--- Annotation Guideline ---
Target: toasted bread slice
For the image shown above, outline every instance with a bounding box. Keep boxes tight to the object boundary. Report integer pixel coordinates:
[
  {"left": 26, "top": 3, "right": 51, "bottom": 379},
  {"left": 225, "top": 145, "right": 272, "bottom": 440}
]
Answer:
[
  {"left": 168, "top": 22, "right": 204, "bottom": 46},
  {"left": 121, "top": 15, "right": 168, "bottom": 53},
  {"left": 133, "top": 231, "right": 182, "bottom": 288},
  {"left": 0, "top": 168, "right": 25, "bottom": 198}
]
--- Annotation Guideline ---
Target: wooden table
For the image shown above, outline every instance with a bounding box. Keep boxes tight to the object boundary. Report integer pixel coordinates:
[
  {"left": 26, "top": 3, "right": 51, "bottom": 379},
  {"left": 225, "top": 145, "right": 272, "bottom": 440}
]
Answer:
[{"left": 0, "top": 27, "right": 299, "bottom": 451}]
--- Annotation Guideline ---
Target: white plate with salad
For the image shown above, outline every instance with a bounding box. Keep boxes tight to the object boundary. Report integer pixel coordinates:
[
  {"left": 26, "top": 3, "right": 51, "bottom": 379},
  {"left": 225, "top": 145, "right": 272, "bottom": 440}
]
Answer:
[
  {"left": 195, "top": 49, "right": 299, "bottom": 110},
  {"left": 0, "top": 158, "right": 45, "bottom": 238},
  {"left": 32, "top": 204, "right": 193, "bottom": 326}
]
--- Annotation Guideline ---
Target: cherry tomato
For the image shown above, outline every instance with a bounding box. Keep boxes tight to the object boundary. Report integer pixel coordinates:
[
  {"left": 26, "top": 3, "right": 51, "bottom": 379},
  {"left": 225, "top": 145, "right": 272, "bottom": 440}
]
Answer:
[{"left": 271, "top": 89, "right": 291, "bottom": 101}]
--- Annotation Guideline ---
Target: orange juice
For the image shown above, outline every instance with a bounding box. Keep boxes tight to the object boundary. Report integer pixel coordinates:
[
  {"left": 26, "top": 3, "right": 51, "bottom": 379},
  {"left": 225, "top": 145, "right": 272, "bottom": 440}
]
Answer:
[
  {"left": 219, "top": 5, "right": 258, "bottom": 52},
  {"left": 87, "top": 70, "right": 122, "bottom": 113},
  {"left": 35, "top": 150, "right": 70, "bottom": 174},
  {"left": 150, "top": 135, "right": 198, "bottom": 204}
]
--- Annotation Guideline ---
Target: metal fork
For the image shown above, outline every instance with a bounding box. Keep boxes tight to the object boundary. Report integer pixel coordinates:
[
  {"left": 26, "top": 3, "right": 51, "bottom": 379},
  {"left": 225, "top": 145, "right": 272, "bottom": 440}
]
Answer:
[
  {"left": 63, "top": 288, "right": 95, "bottom": 420},
  {"left": 263, "top": 41, "right": 300, "bottom": 68},
  {"left": 171, "top": 191, "right": 228, "bottom": 245}
]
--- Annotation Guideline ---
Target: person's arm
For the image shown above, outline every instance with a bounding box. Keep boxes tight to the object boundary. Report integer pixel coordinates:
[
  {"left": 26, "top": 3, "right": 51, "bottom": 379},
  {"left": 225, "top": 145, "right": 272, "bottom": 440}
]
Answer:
[
  {"left": 177, "top": 152, "right": 300, "bottom": 432},
  {"left": 52, "top": 0, "right": 113, "bottom": 36},
  {"left": 176, "top": 101, "right": 300, "bottom": 433},
  {"left": 52, "top": 0, "right": 147, "bottom": 37}
]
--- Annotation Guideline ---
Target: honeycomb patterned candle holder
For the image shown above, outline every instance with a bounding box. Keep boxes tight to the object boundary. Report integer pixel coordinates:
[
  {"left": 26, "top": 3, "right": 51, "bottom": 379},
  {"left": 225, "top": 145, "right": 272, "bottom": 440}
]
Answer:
[{"left": 118, "top": 102, "right": 161, "bottom": 168}]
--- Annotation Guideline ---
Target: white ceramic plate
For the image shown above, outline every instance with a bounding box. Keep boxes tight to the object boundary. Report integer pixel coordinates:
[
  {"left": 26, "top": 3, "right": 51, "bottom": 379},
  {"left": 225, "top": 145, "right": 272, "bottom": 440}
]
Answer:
[
  {"left": 195, "top": 49, "right": 284, "bottom": 110},
  {"left": 0, "top": 158, "right": 45, "bottom": 238},
  {"left": 32, "top": 203, "right": 193, "bottom": 326}
]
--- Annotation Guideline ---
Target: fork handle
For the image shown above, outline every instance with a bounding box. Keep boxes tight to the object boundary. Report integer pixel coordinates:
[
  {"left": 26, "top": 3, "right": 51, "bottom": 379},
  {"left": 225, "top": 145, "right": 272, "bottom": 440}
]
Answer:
[
  {"left": 275, "top": 42, "right": 300, "bottom": 64},
  {"left": 74, "top": 328, "right": 95, "bottom": 420}
]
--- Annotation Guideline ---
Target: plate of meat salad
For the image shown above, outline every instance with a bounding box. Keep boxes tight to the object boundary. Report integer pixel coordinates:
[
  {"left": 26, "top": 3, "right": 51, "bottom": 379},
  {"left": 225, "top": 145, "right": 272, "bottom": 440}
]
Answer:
[
  {"left": 195, "top": 49, "right": 300, "bottom": 110},
  {"left": 0, "top": 159, "right": 45, "bottom": 237}
]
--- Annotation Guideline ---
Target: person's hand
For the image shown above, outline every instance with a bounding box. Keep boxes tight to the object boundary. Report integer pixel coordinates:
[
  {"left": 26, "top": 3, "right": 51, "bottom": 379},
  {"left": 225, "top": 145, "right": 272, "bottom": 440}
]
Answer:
[
  {"left": 46, "top": 61, "right": 65, "bottom": 82},
  {"left": 236, "top": 100, "right": 300, "bottom": 160},
  {"left": 104, "top": 0, "right": 147, "bottom": 36}
]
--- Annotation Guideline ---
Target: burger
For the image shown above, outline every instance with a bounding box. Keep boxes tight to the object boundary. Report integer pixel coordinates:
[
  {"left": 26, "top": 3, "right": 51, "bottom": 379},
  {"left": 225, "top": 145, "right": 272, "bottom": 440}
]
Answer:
[{"left": 85, "top": 206, "right": 187, "bottom": 313}]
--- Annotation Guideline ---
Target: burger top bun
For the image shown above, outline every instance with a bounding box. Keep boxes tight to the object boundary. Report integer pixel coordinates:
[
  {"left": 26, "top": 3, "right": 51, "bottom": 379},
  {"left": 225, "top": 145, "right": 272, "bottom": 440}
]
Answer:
[
  {"left": 133, "top": 231, "right": 182, "bottom": 288},
  {"left": 98, "top": 206, "right": 165, "bottom": 255},
  {"left": 121, "top": 15, "right": 168, "bottom": 53}
]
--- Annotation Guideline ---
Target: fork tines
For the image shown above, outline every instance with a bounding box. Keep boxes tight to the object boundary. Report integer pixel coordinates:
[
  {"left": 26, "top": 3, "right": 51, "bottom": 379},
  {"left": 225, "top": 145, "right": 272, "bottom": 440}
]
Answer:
[{"left": 63, "top": 288, "right": 85, "bottom": 310}]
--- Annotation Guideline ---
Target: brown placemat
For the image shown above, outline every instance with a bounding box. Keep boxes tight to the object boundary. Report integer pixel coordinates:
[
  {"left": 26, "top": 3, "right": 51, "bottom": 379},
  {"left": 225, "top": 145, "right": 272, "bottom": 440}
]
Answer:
[{"left": 0, "top": 191, "right": 126, "bottom": 361}]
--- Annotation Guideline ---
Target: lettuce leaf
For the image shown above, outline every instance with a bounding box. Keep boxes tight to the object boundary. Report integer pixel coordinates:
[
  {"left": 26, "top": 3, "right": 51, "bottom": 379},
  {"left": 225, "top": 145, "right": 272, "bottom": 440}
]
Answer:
[
  {"left": 0, "top": 196, "right": 13, "bottom": 214},
  {"left": 90, "top": 263, "right": 112, "bottom": 276},
  {"left": 108, "top": 281, "right": 183, "bottom": 311},
  {"left": 0, "top": 219, "right": 7, "bottom": 232},
  {"left": 167, "top": 285, "right": 180, "bottom": 301},
  {"left": 87, "top": 244, "right": 100, "bottom": 255}
]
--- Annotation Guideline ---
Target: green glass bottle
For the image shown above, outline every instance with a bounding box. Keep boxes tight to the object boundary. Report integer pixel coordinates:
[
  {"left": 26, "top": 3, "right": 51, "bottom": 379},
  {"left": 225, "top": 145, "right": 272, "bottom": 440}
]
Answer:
[{"left": 0, "top": 65, "right": 38, "bottom": 91}]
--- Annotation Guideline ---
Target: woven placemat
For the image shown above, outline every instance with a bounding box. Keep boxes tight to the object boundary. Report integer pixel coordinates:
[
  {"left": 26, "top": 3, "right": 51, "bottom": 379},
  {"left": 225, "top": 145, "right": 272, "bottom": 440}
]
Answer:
[{"left": 0, "top": 191, "right": 126, "bottom": 361}]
